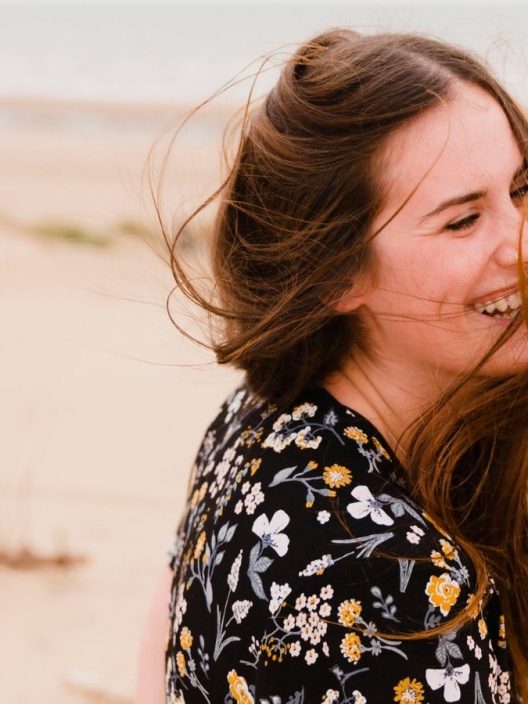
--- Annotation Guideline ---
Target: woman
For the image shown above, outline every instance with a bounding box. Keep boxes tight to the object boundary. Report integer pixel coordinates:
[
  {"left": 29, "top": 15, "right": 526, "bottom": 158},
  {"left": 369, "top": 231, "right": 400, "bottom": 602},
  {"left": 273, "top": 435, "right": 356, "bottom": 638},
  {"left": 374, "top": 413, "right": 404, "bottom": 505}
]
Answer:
[{"left": 137, "top": 29, "right": 528, "bottom": 703}]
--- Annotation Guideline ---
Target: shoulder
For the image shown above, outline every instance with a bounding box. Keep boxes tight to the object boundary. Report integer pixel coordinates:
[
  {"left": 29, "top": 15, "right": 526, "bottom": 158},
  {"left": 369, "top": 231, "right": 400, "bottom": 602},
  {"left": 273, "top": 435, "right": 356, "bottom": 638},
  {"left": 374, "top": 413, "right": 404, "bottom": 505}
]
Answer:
[{"left": 206, "top": 383, "right": 479, "bottom": 615}]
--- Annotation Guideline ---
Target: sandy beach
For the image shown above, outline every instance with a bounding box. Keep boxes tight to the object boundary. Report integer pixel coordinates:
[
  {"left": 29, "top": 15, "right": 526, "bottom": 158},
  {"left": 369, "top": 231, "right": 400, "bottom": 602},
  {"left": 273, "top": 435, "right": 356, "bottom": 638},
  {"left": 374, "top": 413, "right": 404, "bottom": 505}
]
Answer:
[{"left": 0, "top": 97, "right": 240, "bottom": 703}]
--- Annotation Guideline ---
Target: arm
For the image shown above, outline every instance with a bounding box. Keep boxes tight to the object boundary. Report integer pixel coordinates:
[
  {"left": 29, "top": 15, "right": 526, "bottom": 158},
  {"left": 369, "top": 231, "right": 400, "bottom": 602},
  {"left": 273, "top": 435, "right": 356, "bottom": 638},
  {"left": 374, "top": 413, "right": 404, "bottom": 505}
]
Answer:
[{"left": 135, "top": 566, "right": 173, "bottom": 704}]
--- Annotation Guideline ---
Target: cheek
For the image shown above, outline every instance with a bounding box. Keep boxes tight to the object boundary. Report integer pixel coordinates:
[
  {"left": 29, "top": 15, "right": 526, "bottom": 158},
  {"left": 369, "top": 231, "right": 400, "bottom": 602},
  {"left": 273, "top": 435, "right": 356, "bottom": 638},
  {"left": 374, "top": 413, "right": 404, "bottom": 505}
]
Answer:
[{"left": 379, "top": 239, "right": 484, "bottom": 308}]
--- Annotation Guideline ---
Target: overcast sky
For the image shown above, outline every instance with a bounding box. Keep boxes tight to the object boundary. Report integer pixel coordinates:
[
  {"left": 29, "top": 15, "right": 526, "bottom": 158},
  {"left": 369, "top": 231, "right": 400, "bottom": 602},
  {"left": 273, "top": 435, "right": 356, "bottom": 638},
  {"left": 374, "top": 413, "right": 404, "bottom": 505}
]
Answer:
[{"left": 0, "top": 0, "right": 520, "bottom": 5}]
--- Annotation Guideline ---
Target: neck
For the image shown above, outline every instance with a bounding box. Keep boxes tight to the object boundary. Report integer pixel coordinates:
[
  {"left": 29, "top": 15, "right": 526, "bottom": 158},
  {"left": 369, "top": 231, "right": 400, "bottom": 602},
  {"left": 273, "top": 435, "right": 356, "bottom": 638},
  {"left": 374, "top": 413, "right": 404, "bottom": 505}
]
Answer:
[{"left": 322, "top": 354, "right": 444, "bottom": 465}]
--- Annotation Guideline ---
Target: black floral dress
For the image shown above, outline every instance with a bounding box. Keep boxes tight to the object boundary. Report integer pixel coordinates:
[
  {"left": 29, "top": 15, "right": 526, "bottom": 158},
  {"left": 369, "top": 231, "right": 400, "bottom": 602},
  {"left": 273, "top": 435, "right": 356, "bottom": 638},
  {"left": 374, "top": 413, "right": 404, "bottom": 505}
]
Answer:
[{"left": 164, "top": 384, "right": 516, "bottom": 704}]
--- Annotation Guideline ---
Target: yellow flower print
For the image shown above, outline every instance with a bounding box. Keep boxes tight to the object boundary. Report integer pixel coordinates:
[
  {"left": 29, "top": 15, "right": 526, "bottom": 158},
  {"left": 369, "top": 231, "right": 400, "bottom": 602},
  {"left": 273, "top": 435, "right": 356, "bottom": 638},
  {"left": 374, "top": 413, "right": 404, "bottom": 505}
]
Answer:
[
  {"left": 193, "top": 531, "right": 206, "bottom": 560},
  {"left": 425, "top": 573, "right": 461, "bottom": 616},
  {"left": 439, "top": 538, "right": 458, "bottom": 561},
  {"left": 176, "top": 651, "right": 186, "bottom": 677},
  {"left": 338, "top": 599, "right": 362, "bottom": 627},
  {"left": 241, "top": 426, "right": 263, "bottom": 447},
  {"left": 478, "top": 618, "right": 488, "bottom": 639},
  {"left": 344, "top": 426, "right": 368, "bottom": 444},
  {"left": 179, "top": 626, "right": 193, "bottom": 650},
  {"left": 466, "top": 592, "right": 480, "bottom": 619},
  {"left": 260, "top": 636, "right": 288, "bottom": 664},
  {"left": 198, "top": 482, "right": 208, "bottom": 502},
  {"left": 498, "top": 614, "right": 507, "bottom": 648},
  {"left": 250, "top": 458, "right": 261, "bottom": 475},
  {"left": 393, "top": 677, "right": 425, "bottom": 703},
  {"left": 307, "top": 460, "right": 318, "bottom": 470},
  {"left": 191, "top": 482, "right": 209, "bottom": 507},
  {"left": 227, "top": 669, "right": 255, "bottom": 704},
  {"left": 340, "top": 632, "right": 362, "bottom": 663},
  {"left": 372, "top": 436, "right": 391, "bottom": 460},
  {"left": 430, "top": 550, "right": 448, "bottom": 569},
  {"left": 323, "top": 464, "right": 352, "bottom": 488}
]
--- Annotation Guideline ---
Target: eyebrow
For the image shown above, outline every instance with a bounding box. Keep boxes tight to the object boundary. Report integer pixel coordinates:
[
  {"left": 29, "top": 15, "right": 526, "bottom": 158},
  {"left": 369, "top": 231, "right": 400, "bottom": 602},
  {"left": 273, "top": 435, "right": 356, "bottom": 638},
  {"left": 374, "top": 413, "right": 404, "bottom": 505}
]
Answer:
[{"left": 418, "top": 160, "right": 528, "bottom": 223}]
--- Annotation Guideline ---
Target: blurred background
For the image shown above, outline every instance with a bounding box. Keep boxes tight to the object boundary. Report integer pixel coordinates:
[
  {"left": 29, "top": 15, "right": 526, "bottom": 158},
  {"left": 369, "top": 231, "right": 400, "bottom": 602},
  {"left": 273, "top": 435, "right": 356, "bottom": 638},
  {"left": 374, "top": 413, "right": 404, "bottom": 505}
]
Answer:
[{"left": 1, "top": 1, "right": 527, "bottom": 702}]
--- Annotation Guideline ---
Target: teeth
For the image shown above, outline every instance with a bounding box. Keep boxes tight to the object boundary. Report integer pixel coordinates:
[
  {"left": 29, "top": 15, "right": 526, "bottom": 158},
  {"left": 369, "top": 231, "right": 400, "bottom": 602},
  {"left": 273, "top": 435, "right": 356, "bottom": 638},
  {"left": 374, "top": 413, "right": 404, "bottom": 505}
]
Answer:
[
  {"left": 474, "top": 290, "right": 522, "bottom": 316},
  {"left": 507, "top": 292, "right": 521, "bottom": 309}
]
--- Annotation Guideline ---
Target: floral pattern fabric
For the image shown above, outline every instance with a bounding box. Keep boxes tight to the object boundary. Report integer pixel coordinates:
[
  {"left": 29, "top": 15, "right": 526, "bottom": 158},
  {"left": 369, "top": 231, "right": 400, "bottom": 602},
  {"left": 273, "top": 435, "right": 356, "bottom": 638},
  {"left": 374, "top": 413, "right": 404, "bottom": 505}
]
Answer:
[{"left": 165, "top": 384, "right": 516, "bottom": 704}]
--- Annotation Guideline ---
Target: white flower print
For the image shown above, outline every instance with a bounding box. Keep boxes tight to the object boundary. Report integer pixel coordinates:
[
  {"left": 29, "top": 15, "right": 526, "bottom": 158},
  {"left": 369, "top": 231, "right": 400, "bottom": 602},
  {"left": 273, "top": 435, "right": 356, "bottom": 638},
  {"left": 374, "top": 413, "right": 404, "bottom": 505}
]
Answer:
[
  {"left": 364, "top": 621, "right": 377, "bottom": 637},
  {"left": 295, "top": 426, "right": 323, "bottom": 449},
  {"left": 301, "top": 623, "right": 312, "bottom": 641},
  {"left": 319, "top": 602, "right": 332, "bottom": 618},
  {"left": 289, "top": 640, "right": 301, "bottom": 657},
  {"left": 225, "top": 389, "right": 245, "bottom": 423},
  {"left": 173, "top": 583, "right": 187, "bottom": 632},
  {"left": 426, "top": 663, "right": 470, "bottom": 702},
  {"left": 232, "top": 599, "right": 253, "bottom": 624},
  {"left": 252, "top": 510, "right": 290, "bottom": 556},
  {"left": 282, "top": 614, "right": 296, "bottom": 632},
  {"left": 244, "top": 482, "right": 265, "bottom": 515},
  {"left": 320, "top": 584, "right": 334, "bottom": 600},
  {"left": 203, "top": 459, "right": 215, "bottom": 476},
  {"left": 262, "top": 431, "right": 296, "bottom": 452},
  {"left": 273, "top": 413, "right": 292, "bottom": 431},
  {"left": 296, "top": 612, "right": 307, "bottom": 627},
  {"left": 215, "top": 459, "right": 230, "bottom": 487},
  {"left": 406, "top": 530, "right": 421, "bottom": 544},
  {"left": 370, "top": 639, "right": 382, "bottom": 655},
  {"left": 322, "top": 690, "right": 339, "bottom": 704},
  {"left": 227, "top": 550, "right": 243, "bottom": 591},
  {"left": 299, "top": 553, "right": 334, "bottom": 576},
  {"left": 269, "top": 581, "right": 292, "bottom": 614},
  {"left": 291, "top": 403, "right": 317, "bottom": 420},
  {"left": 306, "top": 594, "right": 320, "bottom": 611},
  {"left": 488, "top": 653, "right": 512, "bottom": 703},
  {"left": 346, "top": 485, "right": 394, "bottom": 526},
  {"left": 295, "top": 594, "right": 307, "bottom": 611},
  {"left": 305, "top": 648, "right": 318, "bottom": 664},
  {"left": 166, "top": 387, "right": 513, "bottom": 704}
]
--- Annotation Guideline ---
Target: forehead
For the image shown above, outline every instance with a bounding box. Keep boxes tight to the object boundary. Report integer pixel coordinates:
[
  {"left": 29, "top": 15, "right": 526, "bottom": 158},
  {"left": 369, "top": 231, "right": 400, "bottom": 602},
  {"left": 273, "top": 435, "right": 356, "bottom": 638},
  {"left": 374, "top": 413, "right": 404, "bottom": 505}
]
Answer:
[{"left": 377, "top": 83, "right": 521, "bottom": 217}]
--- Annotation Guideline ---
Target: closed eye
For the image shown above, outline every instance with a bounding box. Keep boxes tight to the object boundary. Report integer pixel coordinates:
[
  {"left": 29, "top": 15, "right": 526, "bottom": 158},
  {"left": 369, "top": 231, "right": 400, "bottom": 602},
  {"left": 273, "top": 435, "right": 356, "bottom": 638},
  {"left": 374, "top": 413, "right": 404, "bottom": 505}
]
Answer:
[
  {"left": 444, "top": 214, "right": 480, "bottom": 232},
  {"left": 445, "top": 183, "right": 528, "bottom": 232}
]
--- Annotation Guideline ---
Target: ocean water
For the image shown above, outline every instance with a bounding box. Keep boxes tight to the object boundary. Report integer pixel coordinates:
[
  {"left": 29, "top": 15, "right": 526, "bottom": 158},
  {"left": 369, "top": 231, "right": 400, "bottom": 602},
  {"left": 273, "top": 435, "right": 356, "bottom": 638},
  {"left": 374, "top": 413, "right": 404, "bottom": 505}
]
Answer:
[{"left": 1, "top": 2, "right": 528, "bottom": 107}]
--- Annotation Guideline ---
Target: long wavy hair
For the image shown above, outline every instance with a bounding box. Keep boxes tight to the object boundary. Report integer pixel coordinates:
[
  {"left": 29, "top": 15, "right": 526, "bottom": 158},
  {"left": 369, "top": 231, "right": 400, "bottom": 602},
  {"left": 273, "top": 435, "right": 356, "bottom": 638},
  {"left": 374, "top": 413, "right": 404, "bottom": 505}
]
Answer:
[{"left": 152, "top": 29, "right": 528, "bottom": 699}]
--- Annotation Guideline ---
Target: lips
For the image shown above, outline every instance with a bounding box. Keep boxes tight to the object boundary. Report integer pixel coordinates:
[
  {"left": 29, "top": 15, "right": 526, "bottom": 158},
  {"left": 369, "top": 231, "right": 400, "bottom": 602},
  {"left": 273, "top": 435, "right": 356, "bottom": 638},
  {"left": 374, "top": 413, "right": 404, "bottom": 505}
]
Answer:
[
  {"left": 473, "top": 288, "right": 522, "bottom": 317},
  {"left": 471, "top": 285, "right": 519, "bottom": 309}
]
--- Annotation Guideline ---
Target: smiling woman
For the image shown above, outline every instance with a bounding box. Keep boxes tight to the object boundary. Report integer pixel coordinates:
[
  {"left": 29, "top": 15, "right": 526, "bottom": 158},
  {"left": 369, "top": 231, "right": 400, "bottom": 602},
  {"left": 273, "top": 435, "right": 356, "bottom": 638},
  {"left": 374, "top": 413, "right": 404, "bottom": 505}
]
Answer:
[{"left": 138, "top": 29, "right": 528, "bottom": 704}]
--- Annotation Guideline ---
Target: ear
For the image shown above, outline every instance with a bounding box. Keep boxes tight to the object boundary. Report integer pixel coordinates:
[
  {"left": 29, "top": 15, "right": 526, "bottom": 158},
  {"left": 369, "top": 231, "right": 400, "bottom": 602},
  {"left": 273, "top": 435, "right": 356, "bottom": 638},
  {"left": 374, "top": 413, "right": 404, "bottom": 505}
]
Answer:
[
  {"left": 331, "top": 288, "right": 369, "bottom": 314},
  {"left": 326, "top": 273, "right": 374, "bottom": 314}
]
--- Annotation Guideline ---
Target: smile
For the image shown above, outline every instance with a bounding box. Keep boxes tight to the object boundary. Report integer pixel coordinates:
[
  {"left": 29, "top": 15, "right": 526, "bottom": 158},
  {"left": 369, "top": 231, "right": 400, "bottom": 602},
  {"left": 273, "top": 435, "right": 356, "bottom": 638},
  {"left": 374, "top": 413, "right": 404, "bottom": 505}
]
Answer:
[{"left": 472, "top": 290, "right": 522, "bottom": 319}]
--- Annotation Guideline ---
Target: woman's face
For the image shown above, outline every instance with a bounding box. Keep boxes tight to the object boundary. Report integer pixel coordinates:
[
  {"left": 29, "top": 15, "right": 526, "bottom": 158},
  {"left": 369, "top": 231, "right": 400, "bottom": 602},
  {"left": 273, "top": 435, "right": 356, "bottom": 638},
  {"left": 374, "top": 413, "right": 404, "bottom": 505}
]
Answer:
[{"left": 355, "top": 82, "right": 528, "bottom": 386}]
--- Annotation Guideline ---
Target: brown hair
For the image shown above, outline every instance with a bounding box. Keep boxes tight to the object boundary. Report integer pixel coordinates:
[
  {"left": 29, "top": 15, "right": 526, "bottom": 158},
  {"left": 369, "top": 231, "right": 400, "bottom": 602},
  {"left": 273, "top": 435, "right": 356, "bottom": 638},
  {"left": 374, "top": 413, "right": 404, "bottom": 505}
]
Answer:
[{"left": 154, "top": 29, "right": 528, "bottom": 698}]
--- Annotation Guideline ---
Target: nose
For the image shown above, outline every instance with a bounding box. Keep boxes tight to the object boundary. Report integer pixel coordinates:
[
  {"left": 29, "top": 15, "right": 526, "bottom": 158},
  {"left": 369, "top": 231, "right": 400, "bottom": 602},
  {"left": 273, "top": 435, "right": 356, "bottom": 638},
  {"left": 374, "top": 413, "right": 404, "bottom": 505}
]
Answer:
[{"left": 495, "top": 202, "right": 528, "bottom": 268}]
